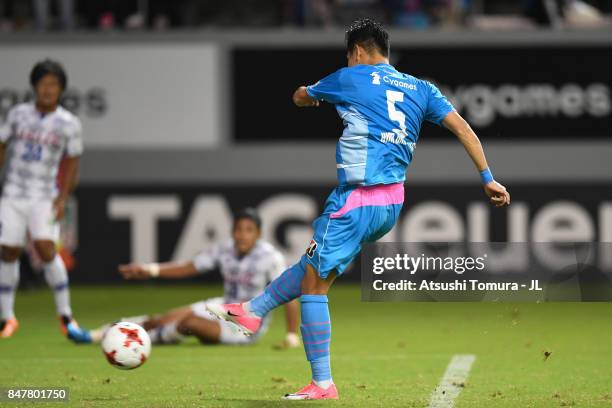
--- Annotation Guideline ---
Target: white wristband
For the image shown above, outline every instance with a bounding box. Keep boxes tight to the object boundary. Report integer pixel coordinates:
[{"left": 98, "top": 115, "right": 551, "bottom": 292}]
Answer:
[{"left": 143, "top": 263, "right": 160, "bottom": 278}]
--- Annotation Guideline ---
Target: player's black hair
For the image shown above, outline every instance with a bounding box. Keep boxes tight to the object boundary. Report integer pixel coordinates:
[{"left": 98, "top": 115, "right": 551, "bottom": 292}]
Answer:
[
  {"left": 234, "top": 208, "right": 262, "bottom": 230},
  {"left": 30, "top": 59, "right": 68, "bottom": 90},
  {"left": 345, "top": 18, "right": 390, "bottom": 58}
]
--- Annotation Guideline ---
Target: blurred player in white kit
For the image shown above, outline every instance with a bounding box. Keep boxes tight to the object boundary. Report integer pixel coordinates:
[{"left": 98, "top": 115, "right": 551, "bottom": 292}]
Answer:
[
  {"left": 0, "top": 59, "right": 88, "bottom": 339},
  {"left": 67, "top": 208, "right": 300, "bottom": 348}
]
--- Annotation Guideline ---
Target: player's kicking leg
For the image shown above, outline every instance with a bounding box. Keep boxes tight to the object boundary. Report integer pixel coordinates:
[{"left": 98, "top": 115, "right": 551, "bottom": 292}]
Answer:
[
  {"left": 206, "top": 261, "right": 338, "bottom": 399},
  {"left": 205, "top": 257, "right": 308, "bottom": 336},
  {"left": 207, "top": 183, "right": 404, "bottom": 400},
  {"left": 206, "top": 246, "right": 338, "bottom": 399}
]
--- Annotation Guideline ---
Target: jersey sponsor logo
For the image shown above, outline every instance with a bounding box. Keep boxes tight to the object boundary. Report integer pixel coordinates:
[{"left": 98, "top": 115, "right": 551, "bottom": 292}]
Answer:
[
  {"left": 371, "top": 72, "right": 381, "bottom": 85},
  {"left": 306, "top": 239, "right": 318, "bottom": 258},
  {"left": 383, "top": 76, "right": 417, "bottom": 91}
]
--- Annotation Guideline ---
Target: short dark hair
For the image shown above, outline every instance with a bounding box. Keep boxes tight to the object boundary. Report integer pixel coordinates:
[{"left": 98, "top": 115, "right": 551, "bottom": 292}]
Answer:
[
  {"left": 234, "top": 207, "right": 262, "bottom": 230},
  {"left": 30, "top": 59, "right": 67, "bottom": 90},
  {"left": 346, "top": 18, "right": 390, "bottom": 58}
]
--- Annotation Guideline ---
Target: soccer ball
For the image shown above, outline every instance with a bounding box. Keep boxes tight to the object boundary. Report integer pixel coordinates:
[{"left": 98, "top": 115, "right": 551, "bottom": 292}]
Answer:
[{"left": 101, "top": 322, "right": 151, "bottom": 370}]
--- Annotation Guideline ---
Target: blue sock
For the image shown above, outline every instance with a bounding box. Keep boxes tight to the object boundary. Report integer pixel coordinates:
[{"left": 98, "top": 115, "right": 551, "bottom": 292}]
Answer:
[
  {"left": 300, "top": 294, "right": 332, "bottom": 383},
  {"left": 249, "top": 258, "right": 306, "bottom": 317}
]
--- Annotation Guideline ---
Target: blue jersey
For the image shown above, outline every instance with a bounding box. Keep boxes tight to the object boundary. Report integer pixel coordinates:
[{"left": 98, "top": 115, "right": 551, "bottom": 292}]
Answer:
[{"left": 306, "top": 63, "right": 455, "bottom": 186}]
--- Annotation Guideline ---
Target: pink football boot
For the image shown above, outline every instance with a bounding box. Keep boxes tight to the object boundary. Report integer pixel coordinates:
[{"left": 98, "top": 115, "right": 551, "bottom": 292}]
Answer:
[
  {"left": 205, "top": 303, "right": 261, "bottom": 336},
  {"left": 283, "top": 382, "right": 339, "bottom": 400},
  {"left": 0, "top": 317, "right": 19, "bottom": 338}
]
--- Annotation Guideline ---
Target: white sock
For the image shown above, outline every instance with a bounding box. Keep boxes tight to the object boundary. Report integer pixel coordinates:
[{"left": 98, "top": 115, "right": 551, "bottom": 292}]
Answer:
[
  {"left": 43, "top": 255, "right": 72, "bottom": 317},
  {"left": 314, "top": 379, "right": 333, "bottom": 389},
  {"left": 0, "top": 261, "right": 20, "bottom": 320},
  {"left": 90, "top": 324, "right": 111, "bottom": 343},
  {"left": 148, "top": 322, "right": 183, "bottom": 344}
]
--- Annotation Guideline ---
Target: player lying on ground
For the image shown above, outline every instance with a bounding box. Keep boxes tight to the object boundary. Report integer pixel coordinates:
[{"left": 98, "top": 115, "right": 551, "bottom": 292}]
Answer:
[
  {"left": 0, "top": 59, "right": 89, "bottom": 340},
  {"left": 207, "top": 18, "right": 511, "bottom": 400},
  {"left": 67, "top": 208, "right": 300, "bottom": 348}
]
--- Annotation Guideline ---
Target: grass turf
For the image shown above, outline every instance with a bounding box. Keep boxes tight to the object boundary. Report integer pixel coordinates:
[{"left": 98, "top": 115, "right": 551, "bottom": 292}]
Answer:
[{"left": 1, "top": 284, "right": 611, "bottom": 407}]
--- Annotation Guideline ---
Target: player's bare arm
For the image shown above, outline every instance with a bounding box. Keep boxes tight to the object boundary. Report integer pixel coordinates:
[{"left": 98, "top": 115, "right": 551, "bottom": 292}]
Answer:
[
  {"left": 442, "top": 111, "right": 510, "bottom": 208},
  {"left": 0, "top": 142, "right": 5, "bottom": 168},
  {"left": 292, "top": 86, "right": 319, "bottom": 107},
  {"left": 54, "top": 156, "right": 80, "bottom": 220},
  {"left": 119, "top": 261, "right": 198, "bottom": 280}
]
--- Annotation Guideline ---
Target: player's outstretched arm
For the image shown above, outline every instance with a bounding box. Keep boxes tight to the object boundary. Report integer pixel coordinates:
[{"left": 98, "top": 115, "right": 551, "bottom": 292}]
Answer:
[
  {"left": 0, "top": 143, "right": 5, "bottom": 169},
  {"left": 118, "top": 261, "right": 199, "bottom": 280},
  {"left": 292, "top": 86, "right": 320, "bottom": 107},
  {"left": 442, "top": 111, "right": 510, "bottom": 207}
]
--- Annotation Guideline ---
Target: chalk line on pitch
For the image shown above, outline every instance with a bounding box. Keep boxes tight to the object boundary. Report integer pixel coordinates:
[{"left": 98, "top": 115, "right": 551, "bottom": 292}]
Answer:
[{"left": 427, "top": 354, "right": 476, "bottom": 408}]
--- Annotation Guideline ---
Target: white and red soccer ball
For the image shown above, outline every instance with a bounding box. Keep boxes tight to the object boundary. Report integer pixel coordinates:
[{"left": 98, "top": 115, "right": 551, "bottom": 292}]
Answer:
[{"left": 101, "top": 322, "right": 151, "bottom": 370}]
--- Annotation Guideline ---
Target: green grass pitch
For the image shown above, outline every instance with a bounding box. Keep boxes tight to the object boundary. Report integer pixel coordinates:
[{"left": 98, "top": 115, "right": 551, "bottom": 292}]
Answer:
[{"left": 1, "top": 284, "right": 611, "bottom": 407}]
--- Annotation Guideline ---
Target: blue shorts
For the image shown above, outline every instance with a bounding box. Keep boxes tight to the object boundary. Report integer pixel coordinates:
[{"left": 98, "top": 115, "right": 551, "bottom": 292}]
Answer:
[{"left": 302, "top": 183, "right": 404, "bottom": 279}]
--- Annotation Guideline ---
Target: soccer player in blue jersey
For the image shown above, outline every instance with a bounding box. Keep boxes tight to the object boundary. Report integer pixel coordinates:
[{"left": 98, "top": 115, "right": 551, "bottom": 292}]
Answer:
[{"left": 207, "top": 18, "right": 510, "bottom": 400}]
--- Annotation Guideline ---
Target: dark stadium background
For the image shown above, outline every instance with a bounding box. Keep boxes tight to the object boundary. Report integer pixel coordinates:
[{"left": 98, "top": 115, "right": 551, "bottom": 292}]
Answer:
[{"left": 0, "top": 1, "right": 610, "bottom": 286}]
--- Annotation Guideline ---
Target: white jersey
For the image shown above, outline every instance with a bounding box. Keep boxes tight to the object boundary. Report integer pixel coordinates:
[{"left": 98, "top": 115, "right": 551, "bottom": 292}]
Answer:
[
  {"left": 193, "top": 239, "right": 286, "bottom": 304},
  {"left": 0, "top": 103, "right": 83, "bottom": 200}
]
